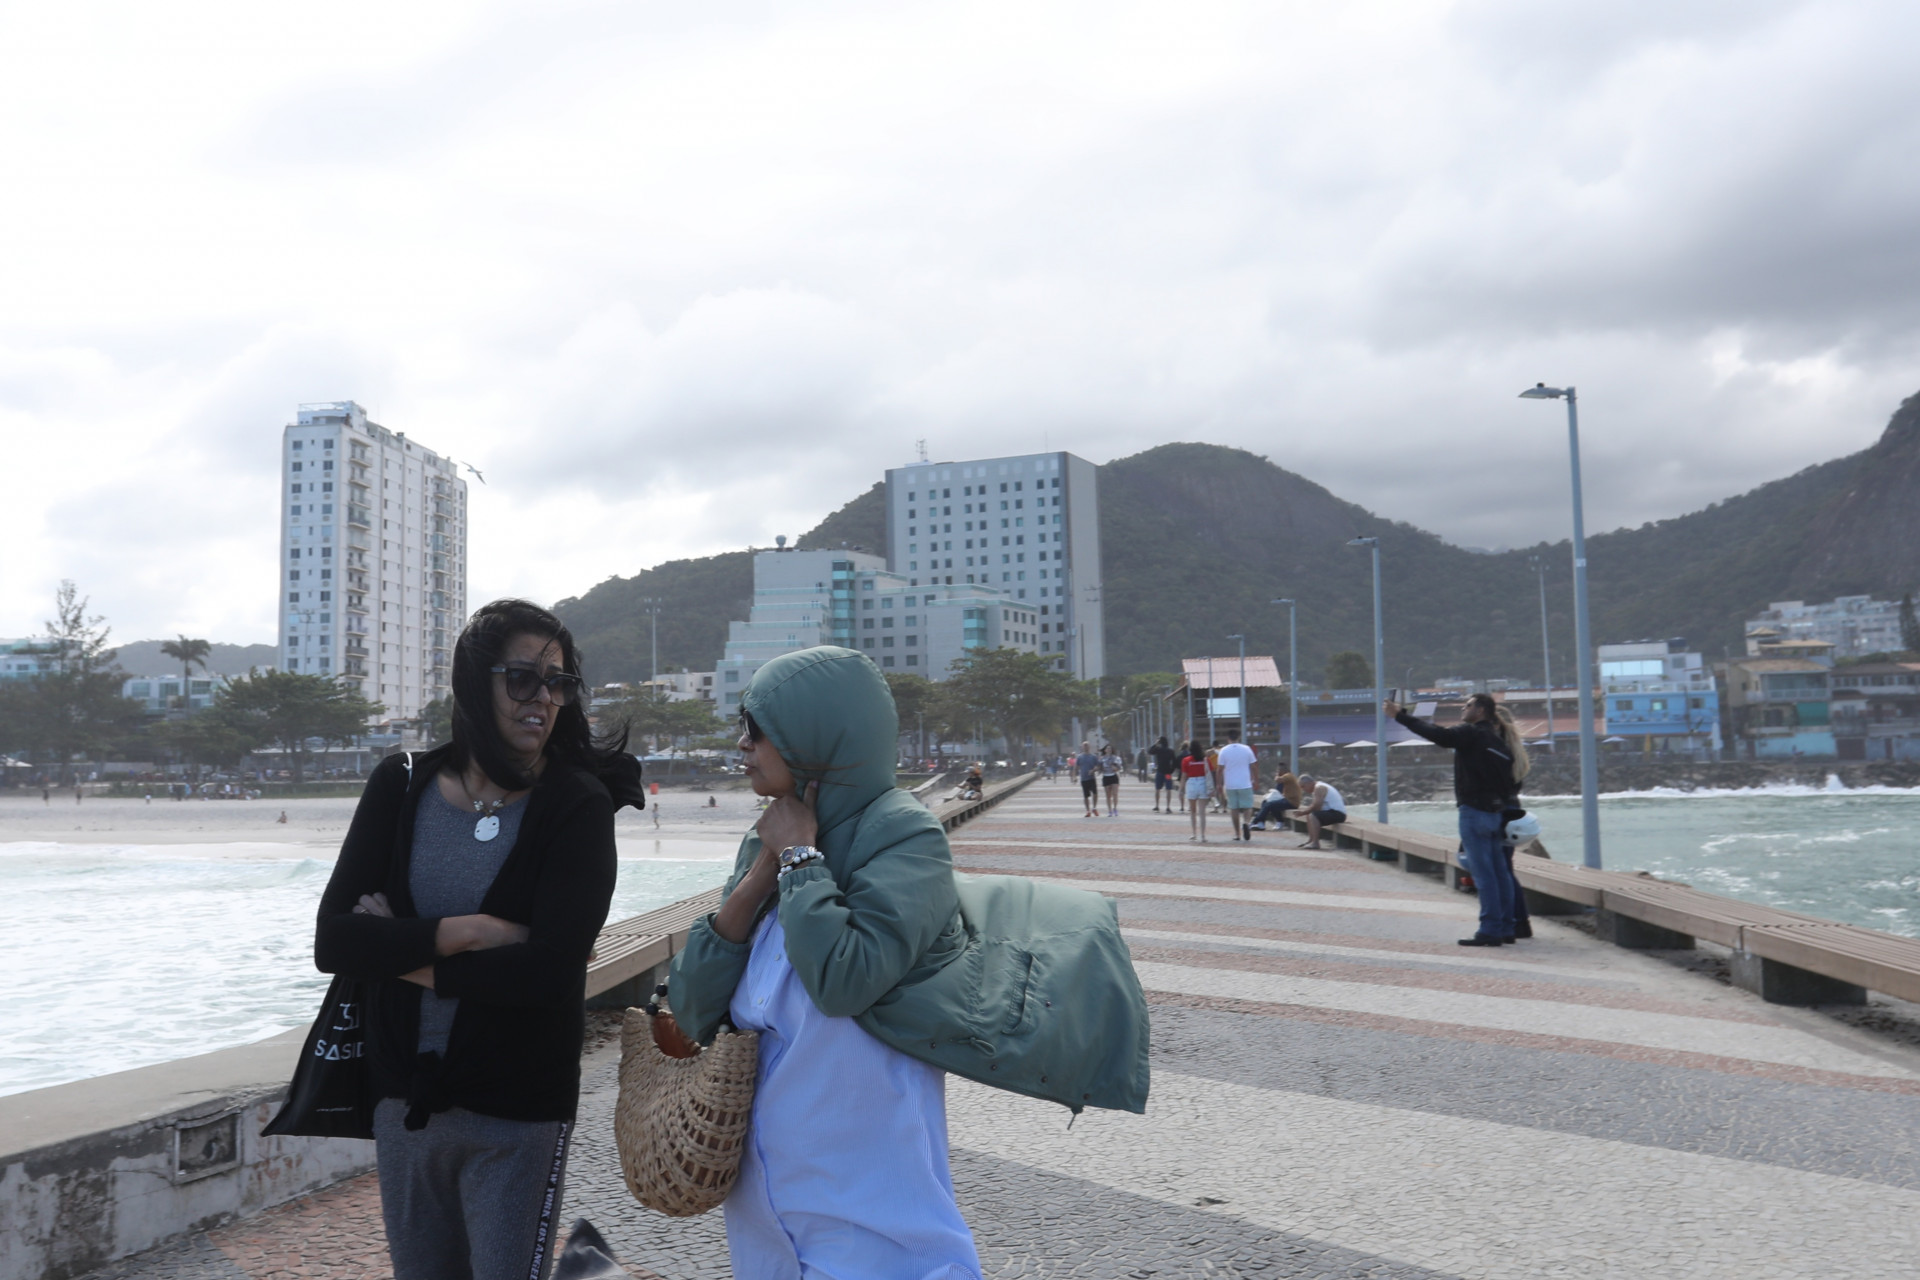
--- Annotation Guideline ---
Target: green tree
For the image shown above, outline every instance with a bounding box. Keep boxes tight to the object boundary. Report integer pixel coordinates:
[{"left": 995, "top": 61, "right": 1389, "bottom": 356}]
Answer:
[
  {"left": 420, "top": 696, "right": 454, "bottom": 747},
  {"left": 158, "top": 636, "right": 212, "bottom": 708},
  {"left": 21, "top": 582, "right": 141, "bottom": 780},
  {"left": 1902, "top": 593, "right": 1920, "bottom": 654},
  {"left": 147, "top": 710, "right": 261, "bottom": 779},
  {"left": 1323, "top": 650, "right": 1373, "bottom": 690},
  {"left": 883, "top": 672, "right": 937, "bottom": 758},
  {"left": 219, "top": 669, "right": 383, "bottom": 781},
  {"left": 595, "top": 686, "right": 719, "bottom": 751},
  {"left": 940, "top": 648, "right": 1094, "bottom": 756}
]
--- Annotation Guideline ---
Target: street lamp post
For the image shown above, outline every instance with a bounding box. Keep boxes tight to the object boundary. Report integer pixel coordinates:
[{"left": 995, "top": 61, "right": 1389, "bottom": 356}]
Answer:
[
  {"left": 1529, "top": 554, "right": 1557, "bottom": 753},
  {"left": 1348, "top": 536, "right": 1388, "bottom": 822},
  {"left": 1271, "top": 599, "right": 1297, "bottom": 776},
  {"left": 641, "top": 597, "right": 662, "bottom": 686},
  {"left": 1520, "top": 383, "right": 1601, "bottom": 869},
  {"left": 1205, "top": 655, "right": 1216, "bottom": 748},
  {"left": 1227, "top": 634, "right": 1247, "bottom": 744}
]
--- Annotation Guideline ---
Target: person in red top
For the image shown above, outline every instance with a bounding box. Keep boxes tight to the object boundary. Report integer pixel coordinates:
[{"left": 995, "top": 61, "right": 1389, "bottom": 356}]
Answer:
[{"left": 1179, "top": 741, "right": 1213, "bottom": 843}]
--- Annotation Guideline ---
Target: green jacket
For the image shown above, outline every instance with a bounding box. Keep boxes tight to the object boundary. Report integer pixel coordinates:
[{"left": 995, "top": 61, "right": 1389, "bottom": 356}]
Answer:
[{"left": 669, "top": 646, "right": 1150, "bottom": 1114}]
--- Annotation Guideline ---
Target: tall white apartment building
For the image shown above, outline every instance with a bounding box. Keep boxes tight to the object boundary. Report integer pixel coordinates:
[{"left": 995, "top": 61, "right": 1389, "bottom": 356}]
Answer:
[
  {"left": 279, "top": 402, "right": 468, "bottom": 721},
  {"left": 884, "top": 451, "right": 1104, "bottom": 678}
]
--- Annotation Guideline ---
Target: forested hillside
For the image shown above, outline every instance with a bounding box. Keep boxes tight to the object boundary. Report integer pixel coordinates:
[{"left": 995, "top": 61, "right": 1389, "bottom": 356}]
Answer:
[
  {"left": 555, "top": 392, "right": 1920, "bottom": 686},
  {"left": 553, "top": 485, "right": 885, "bottom": 683}
]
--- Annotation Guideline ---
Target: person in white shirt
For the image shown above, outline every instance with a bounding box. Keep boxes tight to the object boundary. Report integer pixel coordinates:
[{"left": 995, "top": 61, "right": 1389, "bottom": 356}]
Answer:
[
  {"left": 1213, "top": 730, "right": 1259, "bottom": 842},
  {"left": 1295, "top": 774, "right": 1348, "bottom": 850}
]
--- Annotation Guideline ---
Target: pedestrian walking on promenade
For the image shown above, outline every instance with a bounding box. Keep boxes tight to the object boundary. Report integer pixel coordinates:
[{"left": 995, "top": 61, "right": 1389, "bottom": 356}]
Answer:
[
  {"left": 1100, "top": 744, "right": 1123, "bottom": 816},
  {"left": 1215, "top": 729, "right": 1259, "bottom": 841},
  {"left": 1075, "top": 740, "right": 1101, "bottom": 817},
  {"left": 668, "top": 646, "right": 1150, "bottom": 1279},
  {"left": 1149, "top": 736, "right": 1178, "bottom": 812},
  {"left": 1180, "top": 741, "right": 1213, "bottom": 843},
  {"left": 1294, "top": 774, "right": 1347, "bottom": 849},
  {"left": 313, "top": 600, "right": 643, "bottom": 1280},
  {"left": 1387, "top": 694, "right": 1531, "bottom": 947},
  {"left": 1205, "top": 742, "right": 1226, "bottom": 812}
]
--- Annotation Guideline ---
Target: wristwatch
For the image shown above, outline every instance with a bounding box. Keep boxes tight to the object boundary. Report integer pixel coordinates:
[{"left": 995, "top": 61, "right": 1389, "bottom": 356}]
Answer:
[{"left": 777, "top": 844, "right": 825, "bottom": 877}]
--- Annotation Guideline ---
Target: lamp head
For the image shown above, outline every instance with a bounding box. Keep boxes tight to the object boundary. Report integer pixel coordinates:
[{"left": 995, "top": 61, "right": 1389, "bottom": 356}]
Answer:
[
  {"left": 1271, "top": 597, "right": 1295, "bottom": 606},
  {"left": 1347, "top": 536, "right": 1378, "bottom": 548},
  {"left": 1519, "top": 383, "right": 1568, "bottom": 400}
]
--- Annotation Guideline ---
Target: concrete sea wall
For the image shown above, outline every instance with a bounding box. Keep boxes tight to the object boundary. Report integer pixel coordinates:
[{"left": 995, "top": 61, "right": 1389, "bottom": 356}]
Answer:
[{"left": 0, "top": 1030, "right": 373, "bottom": 1280}]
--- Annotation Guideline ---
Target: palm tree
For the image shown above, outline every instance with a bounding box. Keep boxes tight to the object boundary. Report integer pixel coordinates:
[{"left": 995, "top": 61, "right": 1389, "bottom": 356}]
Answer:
[{"left": 158, "top": 636, "right": 212, "bottom": 710}]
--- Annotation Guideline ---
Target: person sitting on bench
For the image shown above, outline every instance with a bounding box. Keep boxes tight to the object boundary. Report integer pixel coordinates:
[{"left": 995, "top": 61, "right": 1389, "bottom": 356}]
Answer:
[
  {"left": 1295, "top": 775, "right": 1347, "bottom": 850},
  {"left": 1247, "top": 770, "right": 1302, "bottom": 831}
]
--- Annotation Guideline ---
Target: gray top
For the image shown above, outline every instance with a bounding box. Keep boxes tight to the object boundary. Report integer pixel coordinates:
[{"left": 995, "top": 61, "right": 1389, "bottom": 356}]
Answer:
[{"left": 411, "top": 781, "right": 528, "bottom": 1055}]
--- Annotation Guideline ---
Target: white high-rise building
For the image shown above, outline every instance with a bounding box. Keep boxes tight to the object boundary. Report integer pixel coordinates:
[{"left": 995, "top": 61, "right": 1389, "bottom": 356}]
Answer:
[
  {"left": 279, "top": 402, "right": 468, "bottom": 721},
  {"left": 884, "top": 451, "right": 1104, "bottom": 677},
  {"left": 713, "top": 548, "right": 1043, "bottom": 705}
]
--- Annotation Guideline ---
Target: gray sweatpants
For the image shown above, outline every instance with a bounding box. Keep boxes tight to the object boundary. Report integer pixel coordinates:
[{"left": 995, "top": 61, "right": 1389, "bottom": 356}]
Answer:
[{"left": 373, "top": 1099, "right": 573, "bottom": 1280}]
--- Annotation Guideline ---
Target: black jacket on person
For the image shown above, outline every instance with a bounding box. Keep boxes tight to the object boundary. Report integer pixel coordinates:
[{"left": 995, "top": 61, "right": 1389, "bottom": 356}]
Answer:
[
  {"left": 1394, "top": 709, "right": 1521, "bottom": 813},
  {"left": 1149, "top": 743, "right": 1178, "bottom": 776},
  {"left": 314, "top": 743, "right": 639, "bottom": 1125}
]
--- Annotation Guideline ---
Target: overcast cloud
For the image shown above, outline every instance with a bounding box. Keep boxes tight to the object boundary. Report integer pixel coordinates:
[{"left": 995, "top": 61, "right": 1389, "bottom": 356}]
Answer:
[{"left": 5, "top": 0, "right": 1920, "bottom": 644}]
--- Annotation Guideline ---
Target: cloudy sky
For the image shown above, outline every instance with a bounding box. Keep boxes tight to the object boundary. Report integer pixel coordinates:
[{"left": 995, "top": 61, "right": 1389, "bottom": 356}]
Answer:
[{"left": 6, "top": 0, "right": 1920, "bottom": 645}]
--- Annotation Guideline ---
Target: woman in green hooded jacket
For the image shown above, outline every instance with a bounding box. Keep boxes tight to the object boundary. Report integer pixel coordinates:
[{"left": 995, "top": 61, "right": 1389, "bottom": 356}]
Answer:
[{"left": 670, "top": 646, "right": 1150, "bottom": 1276}]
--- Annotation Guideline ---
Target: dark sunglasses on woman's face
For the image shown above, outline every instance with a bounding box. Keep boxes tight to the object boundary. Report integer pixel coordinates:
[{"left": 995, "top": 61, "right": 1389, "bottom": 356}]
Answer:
[{"left": 491, "top": 664, "right": 586, "bottom": 705}]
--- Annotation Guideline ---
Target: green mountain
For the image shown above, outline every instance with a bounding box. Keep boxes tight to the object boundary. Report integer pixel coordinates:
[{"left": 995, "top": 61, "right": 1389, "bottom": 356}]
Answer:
[
  {"left": 553, "top": 485, "right": 886, "bottom": 683},
  {"left": 555, "top": 392, "right": 1920, "bottom": 686}
]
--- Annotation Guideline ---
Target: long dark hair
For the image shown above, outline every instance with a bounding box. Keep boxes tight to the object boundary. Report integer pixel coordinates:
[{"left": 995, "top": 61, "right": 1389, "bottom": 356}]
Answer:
[{"left": 448, "top": 599, "right": 629, "bottom": 790}]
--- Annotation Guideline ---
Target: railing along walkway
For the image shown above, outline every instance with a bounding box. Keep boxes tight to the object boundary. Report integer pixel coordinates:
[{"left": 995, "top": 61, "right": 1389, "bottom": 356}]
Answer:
[
  {"left": 1285, "top": 811, "right": 1920, "bottom": 1007},
  {"left": 584, "top": 773, "right": 1036, "bottom": 1005}
]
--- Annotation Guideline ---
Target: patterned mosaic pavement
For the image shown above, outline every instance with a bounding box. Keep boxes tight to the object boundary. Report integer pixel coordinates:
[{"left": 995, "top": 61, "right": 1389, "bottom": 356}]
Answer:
[{"left": 95, "top": 779, "right": 1920, "bottom": 1278}]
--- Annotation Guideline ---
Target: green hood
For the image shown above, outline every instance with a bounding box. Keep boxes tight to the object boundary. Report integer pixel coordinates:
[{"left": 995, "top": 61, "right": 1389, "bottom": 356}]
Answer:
[{"left": 741, "top": 646, "right": 898, "bottom": 852}]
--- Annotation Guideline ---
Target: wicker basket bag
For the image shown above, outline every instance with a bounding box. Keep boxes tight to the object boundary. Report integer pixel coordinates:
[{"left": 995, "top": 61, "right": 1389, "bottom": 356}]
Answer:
[{"left": 613, "top": 988, "right": 759, "bottom": 1217}]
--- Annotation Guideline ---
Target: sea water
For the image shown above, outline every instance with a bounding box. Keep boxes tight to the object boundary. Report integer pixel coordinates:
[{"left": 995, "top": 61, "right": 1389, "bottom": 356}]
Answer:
[
  {"left": 1389, "top": 783, "right": 1920, "bottom": 938},
  {"left": 0, "top": 840, "right": 734, "bottom": 1098}
]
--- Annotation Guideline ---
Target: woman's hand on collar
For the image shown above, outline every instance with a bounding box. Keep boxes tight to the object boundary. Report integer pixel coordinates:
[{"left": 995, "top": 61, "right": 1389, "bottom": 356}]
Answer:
[{"left": 756, "top": 780, "right": 819, "bottom": 858}]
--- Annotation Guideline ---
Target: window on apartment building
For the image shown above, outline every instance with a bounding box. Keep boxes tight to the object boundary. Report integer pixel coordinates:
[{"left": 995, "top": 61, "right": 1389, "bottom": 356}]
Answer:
[
  {"left": 863, "top": 618, "right": 875, "bottom": 629},
  {"left": 1614, "top": 700, "right": 1632, "bottom": 712},
  {"left": 906, "top": 655, "right": 918, "bottom": 666}
]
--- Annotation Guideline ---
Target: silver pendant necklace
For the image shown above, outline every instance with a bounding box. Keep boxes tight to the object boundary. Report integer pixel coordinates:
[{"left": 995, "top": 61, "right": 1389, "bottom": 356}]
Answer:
[
  {"left": 471, "top": 799, "right": 505, "bottom": 842},
  {"left": 460, "top": 772, "right": 509, "bottom": 842}
]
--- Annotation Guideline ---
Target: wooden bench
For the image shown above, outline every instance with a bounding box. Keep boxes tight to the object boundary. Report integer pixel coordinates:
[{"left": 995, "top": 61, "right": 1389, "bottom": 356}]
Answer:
[
  {"left": 928, "top": 771, "right": 1036, "bottom": 832},
  {"left": 584, "top": 887, "right": 724, "bottom": 1009},
  {"left": 1284, "top": 810, "right": 1920, "bottom": 1008}
]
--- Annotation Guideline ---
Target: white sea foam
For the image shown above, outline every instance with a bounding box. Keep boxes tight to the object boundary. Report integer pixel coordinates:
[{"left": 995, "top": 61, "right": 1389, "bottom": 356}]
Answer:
[
  {"left": 0, "top": 841, "right": 729, "bottom": 1098},
  {"left": 1518, "top": 778, "right": 1920, "bottom": 801},
  {"left": 1391, "top": 792, "right": 1920, "bottom": 942}
]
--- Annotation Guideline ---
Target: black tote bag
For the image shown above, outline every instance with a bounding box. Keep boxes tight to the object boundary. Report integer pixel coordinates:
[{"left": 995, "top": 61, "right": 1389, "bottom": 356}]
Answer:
[{"left": 262, "top": 974, "right": 375, "bottom": 1139}]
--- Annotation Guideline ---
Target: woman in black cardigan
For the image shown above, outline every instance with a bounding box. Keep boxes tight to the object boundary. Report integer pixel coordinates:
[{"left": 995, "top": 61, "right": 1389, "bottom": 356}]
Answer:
[{"left": 314, "top": 599, "right": 640, "bottom": 1280}]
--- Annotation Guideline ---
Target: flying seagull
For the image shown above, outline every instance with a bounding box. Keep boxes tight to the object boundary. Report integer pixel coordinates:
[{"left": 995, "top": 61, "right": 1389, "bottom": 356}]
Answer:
[{"left": 464, "top": 463, "right": 486, "bottom": 485}]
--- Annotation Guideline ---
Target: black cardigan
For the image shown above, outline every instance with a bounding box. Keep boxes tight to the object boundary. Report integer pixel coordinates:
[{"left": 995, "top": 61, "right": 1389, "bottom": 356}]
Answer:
[
  {"left": 314, "top": 745, "right": 628, "bottom": 1124},
  {"left": 1394, "top": 709, "right": 1522, "bottom": 813}
]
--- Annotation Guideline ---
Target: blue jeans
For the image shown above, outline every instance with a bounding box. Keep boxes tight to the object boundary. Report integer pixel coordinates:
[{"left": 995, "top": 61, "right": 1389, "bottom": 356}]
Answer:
[
  {"left": 1252, "top": 798, "right": 1290, "bottom": 824},
  {"left": 1457, "top": 805, "right": 1514, "bottom": 939}
]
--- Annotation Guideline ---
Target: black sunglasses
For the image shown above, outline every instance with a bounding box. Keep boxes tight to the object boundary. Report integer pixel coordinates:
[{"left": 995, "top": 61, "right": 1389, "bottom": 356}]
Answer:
[{"left": 491, "top": 664, "right": 587, "bottom": 705}]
